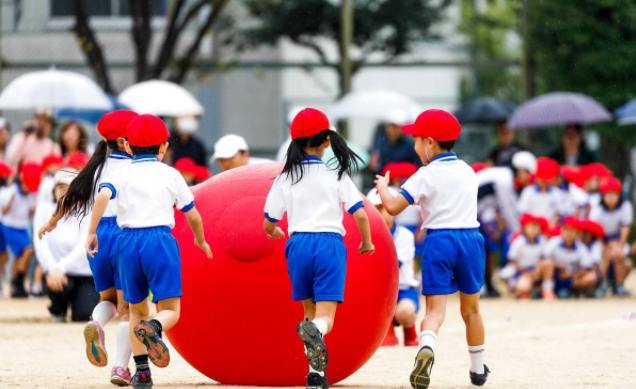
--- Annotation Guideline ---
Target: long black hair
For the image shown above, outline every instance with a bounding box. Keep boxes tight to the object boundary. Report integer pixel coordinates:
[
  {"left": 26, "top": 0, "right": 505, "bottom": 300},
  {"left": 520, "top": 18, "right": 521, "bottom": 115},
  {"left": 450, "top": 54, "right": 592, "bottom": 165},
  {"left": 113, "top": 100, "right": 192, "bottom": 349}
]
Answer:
[
  {"left": 282, "top": 130, "right": 363, "bottom": 184},
  {"left": 56, "top": 139, "right": 119, "bottom": 218}
]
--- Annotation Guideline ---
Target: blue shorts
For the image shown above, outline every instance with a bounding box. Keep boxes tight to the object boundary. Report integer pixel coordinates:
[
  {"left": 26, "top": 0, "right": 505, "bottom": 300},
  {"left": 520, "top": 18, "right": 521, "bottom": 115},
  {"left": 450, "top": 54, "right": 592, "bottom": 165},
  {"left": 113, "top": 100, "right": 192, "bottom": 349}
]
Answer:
[
  {"left": 421, "top": 229, "right": 485, "bottom": 295},
  {"left": 3, "top": 225, "right": 31, "bottom": 257},
  {"left": 284, "top": 232, "right": 347, "bottom": 303},
  {"left": 117, "top": 226, "right": 182, "bottom": 304},
  {"left": 398, "top": 287, "right": 420, "bottom": 312},
  {"left": 89, "top": 217, "right": 124, "bottom": 292},
  {"left": 554, "top": 269, "right": 573, "bottom": 292},
  {"left": 0, "top": 222, "right": 6, "bottom": 254}
]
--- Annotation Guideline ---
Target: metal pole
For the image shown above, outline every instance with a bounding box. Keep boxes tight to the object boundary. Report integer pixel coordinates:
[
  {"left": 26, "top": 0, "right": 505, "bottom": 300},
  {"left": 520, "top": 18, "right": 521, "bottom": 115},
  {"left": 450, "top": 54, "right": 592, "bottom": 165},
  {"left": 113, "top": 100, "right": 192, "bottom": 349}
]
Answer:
[{"left": 339, "top": 0, "right": 353, "bottom": 138}]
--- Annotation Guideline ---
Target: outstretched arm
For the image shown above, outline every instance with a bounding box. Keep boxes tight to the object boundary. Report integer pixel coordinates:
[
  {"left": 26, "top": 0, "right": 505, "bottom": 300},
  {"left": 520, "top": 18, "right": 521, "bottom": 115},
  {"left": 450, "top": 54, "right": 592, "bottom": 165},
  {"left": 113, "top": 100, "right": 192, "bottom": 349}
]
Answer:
[
  {"left": 185, "top": 207, "right": 213, "bottom": 258},
  {"left": 353, "top": 208, "right": 374, "bottom": 255},
  {"left": 375, "top": 171, "right": 410, "bottom": 216},
  {"left": 264, "top": 219, "right": 285, "bottom": 240},
  {"left": 85, "top": 189, "right": 110, "bottom": 258},
  {"left": 38, "top": 211, "right": 63, "bottom": 239}
]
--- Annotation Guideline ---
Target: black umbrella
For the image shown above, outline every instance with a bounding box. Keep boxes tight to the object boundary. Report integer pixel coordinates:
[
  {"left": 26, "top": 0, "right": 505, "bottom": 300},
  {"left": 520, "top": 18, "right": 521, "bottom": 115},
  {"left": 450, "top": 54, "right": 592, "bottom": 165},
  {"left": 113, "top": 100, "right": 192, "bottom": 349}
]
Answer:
[{"left": 455, "top": 97, "right": 517, "bottom": 124}]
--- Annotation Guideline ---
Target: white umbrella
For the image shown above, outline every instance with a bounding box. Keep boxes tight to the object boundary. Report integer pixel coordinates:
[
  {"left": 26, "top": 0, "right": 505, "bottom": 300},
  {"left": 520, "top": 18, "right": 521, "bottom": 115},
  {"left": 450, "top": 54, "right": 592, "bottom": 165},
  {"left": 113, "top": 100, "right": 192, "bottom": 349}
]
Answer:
[
  {"left": 329, "top": 88, "right": 422, "bottom": 123},
  {"left": 0, "top": 68, "right": 112, "bottom": 110},
  {"left": 118, "top": 80, "right": 204, "bottom": 117}
]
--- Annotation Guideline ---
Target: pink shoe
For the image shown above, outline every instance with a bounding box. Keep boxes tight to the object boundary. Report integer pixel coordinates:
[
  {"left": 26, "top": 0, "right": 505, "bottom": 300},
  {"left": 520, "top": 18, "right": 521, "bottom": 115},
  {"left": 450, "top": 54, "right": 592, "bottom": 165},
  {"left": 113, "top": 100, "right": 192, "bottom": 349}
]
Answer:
[
  {"left": 542, "top": 289, "right": 556, "bottom": 300},
  {"left": 84, "top": 320, "right": 108, "bottom": 367},
  {"left": 403, "top": 325, "right": 419, "bottom": 347},
  {"left": 110, "top": 366, "right": 132, "bottom": 386}
]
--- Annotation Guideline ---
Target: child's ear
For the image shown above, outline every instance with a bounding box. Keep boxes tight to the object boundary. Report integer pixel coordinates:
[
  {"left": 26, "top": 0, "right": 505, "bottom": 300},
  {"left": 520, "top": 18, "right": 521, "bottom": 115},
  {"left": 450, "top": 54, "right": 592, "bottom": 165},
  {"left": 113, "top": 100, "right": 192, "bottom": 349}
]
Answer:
[
  {"left": 160, "top": 141, "right": 170, "bottom": 154},
  {"left": 324, "top": 137, "right": 331, "bottom": 148},
  {"left": 124, "top": 141, "right": 132, "bottom": 155}
]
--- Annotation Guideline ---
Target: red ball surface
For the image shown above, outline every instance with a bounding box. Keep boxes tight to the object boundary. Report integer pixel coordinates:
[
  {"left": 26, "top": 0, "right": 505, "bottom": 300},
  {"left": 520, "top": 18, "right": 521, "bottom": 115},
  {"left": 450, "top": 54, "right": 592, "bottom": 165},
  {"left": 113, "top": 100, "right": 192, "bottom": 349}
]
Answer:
[{"left": 169, "top": 163, "right": 399, "bottom": 386}]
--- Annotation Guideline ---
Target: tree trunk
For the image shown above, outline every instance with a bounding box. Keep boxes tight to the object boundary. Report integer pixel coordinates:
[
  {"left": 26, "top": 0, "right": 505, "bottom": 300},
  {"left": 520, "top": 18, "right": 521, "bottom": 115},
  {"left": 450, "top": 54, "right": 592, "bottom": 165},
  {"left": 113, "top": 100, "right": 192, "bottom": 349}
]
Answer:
[{"left": 129, "top": 0, "right": 152, "bottom": 82}]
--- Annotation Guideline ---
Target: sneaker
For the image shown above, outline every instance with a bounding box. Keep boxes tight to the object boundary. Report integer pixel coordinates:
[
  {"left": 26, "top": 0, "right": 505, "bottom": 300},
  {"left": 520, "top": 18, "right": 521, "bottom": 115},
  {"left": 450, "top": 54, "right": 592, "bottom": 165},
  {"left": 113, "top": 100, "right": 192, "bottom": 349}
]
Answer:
[
  {"left": 615, "top": 285, "right": 630, "bottom": 297},
  {"left": 409, "top": 346, "right": 434, "bottom": 389},
  {"left": 51, "top": 314, "right": 66, "bottom": 323},
  {"left": 133, "top": 320, "right": 170, "bottom": 368},
  {"left": 131, "top": 369, "right": 152, "bottom": 389},
  {"left": 381, "top": 325, "right": 399, "bottom": 347},
  {"left": 84, "top": 320, "right": 108, "bottom": 367},
  {"left": 541, "top": 289, "right": 555, "bottom": 300},
  {"left": 470, "top": 364, "right": 491, "bottom": 386},
  {"left": 403, "top": 326, "right": 419, "bottom": 347},
  {"left": 557, "top": 289, "right": 570, "bottom": 299},
  {"left": 10, "top": 280, "right": 28, "bottom": 298},
  {"left": 111, "top": 366, "right": 132, "bottom": 386},
  {"left": 297, "top": 319, "right": 328, "bottom": 372},
  {"left": 30, "top": 283, "right": 45, "bottom": 298},
  {"left": 306, "top": 372, "right": 329, "bottom": 389}
]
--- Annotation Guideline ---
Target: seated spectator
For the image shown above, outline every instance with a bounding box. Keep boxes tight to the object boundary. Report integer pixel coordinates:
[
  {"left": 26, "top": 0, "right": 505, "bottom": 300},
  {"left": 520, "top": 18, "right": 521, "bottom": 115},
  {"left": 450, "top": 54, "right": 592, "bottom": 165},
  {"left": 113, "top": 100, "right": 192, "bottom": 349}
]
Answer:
[
  {"left": 518, "top": 157, "right": 563, "bottom": 226},
  {"left": 211, "top": 134, "right": 271, "bottom": 172},
  {"left": 578, "top": 219, "right": 607, "bottom": 298},
  {"left": 168, "top": 115, "right": 207, "bottom": 166},
  {"left": 548, "top": 125, "right": 597, "bottom": 166},
  {"left": 174, "top": 158, "right": 197, "bottom": 186},
  {"left": 37, "top": 154, "right": 64, "bottom": 205},
  {"left": 34, "top": 169, "right": 99, "bottom": 322}
]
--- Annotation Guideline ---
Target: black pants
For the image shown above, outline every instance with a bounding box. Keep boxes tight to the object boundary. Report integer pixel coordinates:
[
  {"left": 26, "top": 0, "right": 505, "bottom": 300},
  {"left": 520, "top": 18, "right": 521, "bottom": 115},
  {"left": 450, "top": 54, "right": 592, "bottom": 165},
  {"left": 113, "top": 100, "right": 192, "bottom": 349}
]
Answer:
[{"left": 47, "top": 275, "right": 100, "bottom": 322}]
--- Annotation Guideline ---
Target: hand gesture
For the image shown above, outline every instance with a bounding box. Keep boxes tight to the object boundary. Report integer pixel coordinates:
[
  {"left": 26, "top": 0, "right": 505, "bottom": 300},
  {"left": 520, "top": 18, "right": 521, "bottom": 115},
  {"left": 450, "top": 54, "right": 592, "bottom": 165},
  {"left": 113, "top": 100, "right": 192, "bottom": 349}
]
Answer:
[
  {"left": 359, "top": 241, "right": 375, "bottom": 255},
  {"left": 374, "top": 171, "right": 390, "bottom": 191},
  {"left": 195, "top": 238, "right": 213, "bottom": 259},
  {"left": 46, "top": 270, "right": 68, "bottom": 292},
  {"left": 38, "top": 219, "right": 58, "bottom": 240},
  {"left": 267, "top": 227, "right": 286, "bottom": 240},
  {"left": 85, "top": 233, "right": 99, "bottom": 258}
]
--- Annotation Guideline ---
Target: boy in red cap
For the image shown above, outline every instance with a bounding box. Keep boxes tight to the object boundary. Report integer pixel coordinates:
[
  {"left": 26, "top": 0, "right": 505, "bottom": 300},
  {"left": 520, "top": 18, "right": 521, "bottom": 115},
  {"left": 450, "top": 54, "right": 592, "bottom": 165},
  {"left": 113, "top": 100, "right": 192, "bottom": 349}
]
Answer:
[
  {"left": 375, "top": 109, "right": 489, "bottom": 388},
  {"left": 87, "top": 114, "right": 212, "bottom": 389},
  {"left": 518, "top": 157, "right": 563, "bottom": 227}
]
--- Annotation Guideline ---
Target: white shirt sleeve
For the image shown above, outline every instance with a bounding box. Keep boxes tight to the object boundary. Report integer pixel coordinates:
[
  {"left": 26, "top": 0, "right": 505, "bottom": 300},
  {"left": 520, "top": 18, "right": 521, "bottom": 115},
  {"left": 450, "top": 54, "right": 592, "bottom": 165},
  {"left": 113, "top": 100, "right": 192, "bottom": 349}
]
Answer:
[
  {"left": 578, "top": 243, "right": 594, "bottom": 269},
  {"left": 32, "top": 202, "right": 58, "bottom": 273},
  {"left": 338, "top": 174, "right": 364, "bottom": 214},
  {"left": 620, "top": 201, "right": 633, "bottom": 227},
  {"left": 543, "top": 237, "right": 559, "bottom": 259},
  {"left": 174, "top": 170, "right": 195, "bottom": 211},
  {"left": 264, "top": 176, "right": 286, "bottom": 222},
  {"left": 0, "top": 186, "right": 12, "bottom": 209},
  {"left": 590, "top": 241, "right": 603, "bottom": 266},
  {"left": 401, "top": 169, "right": 430, "bottom": 205},
  {"left": 395, "top": 229, "right": 416, "bottom": 265},
  {"left": 99, "top": 173, "right": 120, "bottom": 200},
  {"left": 517, "top": 187, "right": 531, "bottom": 214},
  {"left": 55, "top": 216, "right": 90, "bottom": 274},
  {"left": 507, "top": 236, "right": 523, "bottom": 261}
]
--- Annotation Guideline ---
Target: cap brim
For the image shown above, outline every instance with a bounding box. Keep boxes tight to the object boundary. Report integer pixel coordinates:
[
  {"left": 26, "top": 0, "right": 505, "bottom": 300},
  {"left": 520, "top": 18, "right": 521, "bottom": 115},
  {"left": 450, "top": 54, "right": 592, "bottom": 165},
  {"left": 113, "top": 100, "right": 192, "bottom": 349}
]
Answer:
[
  {"left": 212, "top": 148, "right": 240, "bottom": 161},
  {"left": 401, "top": 123, "right": 416, "bottom": 135}
]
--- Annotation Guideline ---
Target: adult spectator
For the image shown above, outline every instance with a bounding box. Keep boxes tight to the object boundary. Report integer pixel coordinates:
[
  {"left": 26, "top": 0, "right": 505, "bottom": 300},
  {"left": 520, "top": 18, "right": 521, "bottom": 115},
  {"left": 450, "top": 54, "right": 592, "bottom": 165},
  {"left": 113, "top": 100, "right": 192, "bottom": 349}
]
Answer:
[
  {"left": 33, "top": 169, "right": 99, "bottom": 322},
  {"left": 368, "top": 113, "right": 421, "bottom": 175},
  {"left": 168, "top": 115, "right": 207, "bottom": 166},
  {"left": 0, "top": 118, "right": 10, "bottom": 160},
  {"left": 6, "top": 110, "right": 61, "bottom": 168},
  {"left": 487, "top": 122, "right": 527, "bottom": 167},
  {"left": 58, "top": 121, "right": 90, "bottom": 156},
  {"left": 549, "top": 125, "right": 597, "bottom": 166},
  {"left": 211, "top": 134, "right": 272, "bottom": 172}
]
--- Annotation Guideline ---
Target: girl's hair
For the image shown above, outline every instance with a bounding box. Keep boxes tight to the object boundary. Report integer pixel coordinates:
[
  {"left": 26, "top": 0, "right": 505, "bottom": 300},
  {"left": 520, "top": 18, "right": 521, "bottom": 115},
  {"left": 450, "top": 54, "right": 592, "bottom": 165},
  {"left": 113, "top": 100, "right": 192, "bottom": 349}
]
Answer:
[
  {"left": 58, "top": 121, "right": 89, "bottom": 155},
  {"left": 56, "top": 139, "right": 118, "bottom": 218},
  {"left": 282, "top": 130, "right": 363, "bottom": 184}
]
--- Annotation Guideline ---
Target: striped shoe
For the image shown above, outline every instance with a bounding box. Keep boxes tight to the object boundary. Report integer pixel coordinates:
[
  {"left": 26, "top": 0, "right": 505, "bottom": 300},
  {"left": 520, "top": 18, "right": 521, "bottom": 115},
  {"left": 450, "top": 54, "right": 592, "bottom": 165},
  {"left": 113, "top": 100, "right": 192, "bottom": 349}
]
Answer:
[
  {"left": 133, "top": 320, "right": 170, "bottom": 368},
  {"left": 84, "top": 320, "right": 108, "bottom": 367}
]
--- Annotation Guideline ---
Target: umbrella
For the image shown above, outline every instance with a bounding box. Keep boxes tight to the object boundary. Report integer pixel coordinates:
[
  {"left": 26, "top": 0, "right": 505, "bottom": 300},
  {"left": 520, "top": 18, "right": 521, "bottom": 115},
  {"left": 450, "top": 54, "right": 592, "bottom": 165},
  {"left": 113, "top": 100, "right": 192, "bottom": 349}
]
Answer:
[
  {"left": 507, "top": 92, "right": 612, "bottom": 130},
  {"left": 454, "top": 97, "right": 517, "bottom": 124},
  {"left": 0, "top": 68, "right": 112, "bottom": 110},
  {"left": 118, "top": 80, "right": 204, "bottom": 117},
  {"left": 615, "top": 98, "right": 636, "bottom": 125},
  {"left": 55, "top": 94, "right": 129, "bottom": 125},
  {"left": 329, "top": 88, "right": 422, "bottom": 123}
]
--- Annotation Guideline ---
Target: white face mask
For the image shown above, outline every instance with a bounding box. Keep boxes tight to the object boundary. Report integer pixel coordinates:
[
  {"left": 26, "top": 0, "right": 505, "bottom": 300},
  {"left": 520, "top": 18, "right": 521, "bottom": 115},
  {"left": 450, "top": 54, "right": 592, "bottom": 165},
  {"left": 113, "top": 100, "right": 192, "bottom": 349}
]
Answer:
[{"left": 177, "top": 117, "right": 199, "bottom": 134}]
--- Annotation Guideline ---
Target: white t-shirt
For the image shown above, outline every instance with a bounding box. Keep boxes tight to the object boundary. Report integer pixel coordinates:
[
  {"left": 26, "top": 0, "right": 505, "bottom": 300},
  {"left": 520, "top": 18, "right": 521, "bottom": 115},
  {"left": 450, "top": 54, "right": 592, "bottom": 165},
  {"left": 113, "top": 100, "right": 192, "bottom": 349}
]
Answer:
[
  {"left": 477, "top": 167, "right": 520, "bottom": 231},
  {"left": 393, "top": 225, "right": 419, "bottom": 289},
  {"left": 97, "top": 151, "right": 133, "bottom": 218},
  {"left": 518, "top": 185, "right": 563, "bottom": 220},
  {"left": 401, "top": 153, "right": 479, "bottom": 231},
  {"left": 264, "top": 156, "right": 363, "bottom": 236},
  {"left": 395, "top": 205, "right": 421, "bottom": 227},
  {"left": 589, "top": 200, "right": 633, "bottom": 238},
  {"left": 588, "top": 241, "right": 603, "bottom": 268},
  {"left": 37, "top": 174, "right": 56, "bottom": 205},
  {"left": 33, "top": 200, "right": 91, "bottom": 276},
  {"left": 507, "top": 234, "right": 546, "bottom": 269},
  {"left": 544, "top": 236, "right": 592, "bottom": 272},
  {"left": 0, "top": 183, "right": 35, "bottom": 229},
  {"left": 100, "top": 155, "right": 195, "bottom": 229}
]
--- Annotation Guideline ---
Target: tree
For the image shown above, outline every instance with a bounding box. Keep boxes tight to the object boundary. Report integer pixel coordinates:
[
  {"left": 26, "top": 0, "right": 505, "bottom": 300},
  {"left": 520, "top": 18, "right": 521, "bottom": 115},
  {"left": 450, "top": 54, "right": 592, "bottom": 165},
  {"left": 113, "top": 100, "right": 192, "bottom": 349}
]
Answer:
[
  {"left": 236, "top": 0, "right": 451, "bottom": 97},
  {"left": 70, "top": 0, "right": 232, "bottom": 94}
]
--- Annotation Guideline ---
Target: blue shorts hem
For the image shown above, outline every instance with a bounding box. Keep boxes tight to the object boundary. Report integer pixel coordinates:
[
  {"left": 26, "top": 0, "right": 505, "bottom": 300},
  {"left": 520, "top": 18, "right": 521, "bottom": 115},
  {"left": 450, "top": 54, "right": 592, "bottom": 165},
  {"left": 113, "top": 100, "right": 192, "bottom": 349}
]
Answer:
[
  {"left": 458, "top": 282, "right": 484, "bottom": 295},
  {"left": 123, "top": 294, "right": 148, "bottom": 304},
  {"left": 94, "top": 280, "right": 116, "bottom": 293},
  {"left": 313, "top": 295, "right": 344, "bottom": 303},
  {"left": 422, "top": 286, "right": 459, "bottom": 295},
  {"left": 151, "top": 291, "right": 183, "bottom": 304}
]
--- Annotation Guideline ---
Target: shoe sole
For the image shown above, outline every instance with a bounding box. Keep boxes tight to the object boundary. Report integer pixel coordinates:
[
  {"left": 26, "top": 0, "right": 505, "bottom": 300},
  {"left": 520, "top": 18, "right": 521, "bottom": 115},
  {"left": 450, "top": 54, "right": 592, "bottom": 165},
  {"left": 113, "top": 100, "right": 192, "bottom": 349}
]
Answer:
[
  {"left": 410, "top": 347, "right": 434, "bottom": 389},
  {"left": 84, "top": 322, "right": 108, "bottom": 367},
  {"left": 131, "top": 381, "right": 153, "bottom": 389},
  {"left": 110, "top": 376, "right": 131, "bottom": 387},
  {"left": 297, "top": 320, "right": 328, "bottom": 372},
  {"left": 134, "top": 322, "right": 170, "bottom": 368}
]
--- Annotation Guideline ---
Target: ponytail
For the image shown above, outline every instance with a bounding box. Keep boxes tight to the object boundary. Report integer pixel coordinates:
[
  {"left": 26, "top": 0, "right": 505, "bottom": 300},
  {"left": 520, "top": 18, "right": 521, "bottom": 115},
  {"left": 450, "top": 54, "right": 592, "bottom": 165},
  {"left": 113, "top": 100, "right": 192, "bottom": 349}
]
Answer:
[
  {"left": 281, "top": 130, "right": 363, "bottom": 184},
  {"left": 56, "top": 139, "right": 117, "bottom": 218}
]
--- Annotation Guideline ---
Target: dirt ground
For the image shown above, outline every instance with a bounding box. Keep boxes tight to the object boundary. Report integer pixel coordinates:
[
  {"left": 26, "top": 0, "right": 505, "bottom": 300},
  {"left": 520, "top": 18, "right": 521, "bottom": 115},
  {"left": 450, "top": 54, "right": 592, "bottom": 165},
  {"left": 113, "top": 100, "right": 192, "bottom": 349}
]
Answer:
[{"left": 1, "top": 277, "right": 636, "bottom": 389}]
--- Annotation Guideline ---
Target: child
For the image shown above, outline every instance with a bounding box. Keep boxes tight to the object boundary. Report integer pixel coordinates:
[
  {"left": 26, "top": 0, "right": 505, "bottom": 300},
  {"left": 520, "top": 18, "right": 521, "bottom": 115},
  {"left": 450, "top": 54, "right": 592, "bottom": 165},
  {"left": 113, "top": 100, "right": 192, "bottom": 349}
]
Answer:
[
  {"left": 38, "top": 110, "right": 139, "bottom": 385},
  {"left": 500, "top": 213, "right": 555, "bottom": 300},
  {"left": 37, "top": 153, "right": 64, "bottom": 205},
  {"left": 174, "top": 157, "right": 197, "bottom": 186},
  {"left": 367, "top": 187, "right": 420, "bottom": 347},
  {"left": 543, "top": 217, "right": 593, "bottom": 298},
  {"left": 0, "top": 161, "right": 41, "bottom": 298},
  {"left": 375, "top": 109, "right": 489, "bottom": 388},
  {"left": 577, "top": 219, "right": 606, "bottom": 297},
  {"left": 263, "top": 108, "right": 374, "bottom": 389},
  {"left": 518, "top": 157, "right": 563, "bottom": 226},
  {"left": 87, "top": 114, "right": 212, "bottom": 389},
  {"left": 589, "top": 177, "right": 633, "bottom": 296},
  {"left": 0, "top": 161, "right": 15, "bottom": 295}
]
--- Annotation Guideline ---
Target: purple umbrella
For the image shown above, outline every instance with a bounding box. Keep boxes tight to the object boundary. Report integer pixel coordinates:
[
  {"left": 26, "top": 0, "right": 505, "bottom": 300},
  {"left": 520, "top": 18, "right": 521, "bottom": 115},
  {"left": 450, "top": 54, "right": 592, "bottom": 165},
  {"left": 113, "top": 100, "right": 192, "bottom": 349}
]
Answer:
[{"left": 506, "top": 92, "right": 612, "bottom": 130}]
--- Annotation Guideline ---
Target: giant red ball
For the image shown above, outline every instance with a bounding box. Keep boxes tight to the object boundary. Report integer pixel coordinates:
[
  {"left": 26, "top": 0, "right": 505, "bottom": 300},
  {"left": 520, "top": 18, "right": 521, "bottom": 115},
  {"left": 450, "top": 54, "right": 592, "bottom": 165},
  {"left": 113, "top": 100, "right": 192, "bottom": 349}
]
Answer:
[{"left": 169, "top": 163, "right": 398, "bottom": 386}]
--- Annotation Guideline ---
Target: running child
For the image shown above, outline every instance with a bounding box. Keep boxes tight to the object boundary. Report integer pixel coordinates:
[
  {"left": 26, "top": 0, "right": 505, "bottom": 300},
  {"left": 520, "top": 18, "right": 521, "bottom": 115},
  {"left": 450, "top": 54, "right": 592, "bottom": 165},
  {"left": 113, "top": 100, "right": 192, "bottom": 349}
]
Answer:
[
  {"left": 38, "top": 110, "right": 139, "bottom": 385},
  {"left": 0, "top": 161, "right": 41, "bottom": 298},
  {"left": 87, "top": 114, "right": 212, "bottom": 389},
  {"left": 500, "top": 213, "right": 555, "bottom": 299},
  {"left": 263, "top": 108, "right": 374, "bottom": 389},
  {"left": 375, "top": 109, "right": 489, "bottom": 388},
  {"left": 367, "top": 187, "right": 419, "bottom": 347}
]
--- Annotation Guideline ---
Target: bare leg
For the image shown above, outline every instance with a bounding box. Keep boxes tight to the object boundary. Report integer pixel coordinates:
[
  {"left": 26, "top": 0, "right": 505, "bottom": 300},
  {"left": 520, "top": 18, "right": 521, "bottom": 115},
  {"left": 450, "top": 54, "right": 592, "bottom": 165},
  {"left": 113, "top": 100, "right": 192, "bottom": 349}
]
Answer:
[
  {"left": 421, "top": 295, "right": 447, "bottom": 334},
  {"left": 154, "top": 297, "right": 180, "bottom": 331},
  {"left": 395, "top": 299, "right": 417, "bottom": 328},
  {"left": 459, "top": 292, "right": 484, "bottom": 346},
  {"left": 129, "top": 299, "right": 149, "bottom": 356}
]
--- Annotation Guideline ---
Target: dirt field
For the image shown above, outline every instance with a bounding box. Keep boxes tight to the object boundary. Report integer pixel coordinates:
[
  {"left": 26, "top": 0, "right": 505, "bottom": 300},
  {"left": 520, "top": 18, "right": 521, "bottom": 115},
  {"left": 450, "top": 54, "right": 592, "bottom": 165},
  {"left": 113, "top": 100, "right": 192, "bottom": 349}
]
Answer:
[{"left": 1, "top": 277, "right": 636, "bottom": 389}]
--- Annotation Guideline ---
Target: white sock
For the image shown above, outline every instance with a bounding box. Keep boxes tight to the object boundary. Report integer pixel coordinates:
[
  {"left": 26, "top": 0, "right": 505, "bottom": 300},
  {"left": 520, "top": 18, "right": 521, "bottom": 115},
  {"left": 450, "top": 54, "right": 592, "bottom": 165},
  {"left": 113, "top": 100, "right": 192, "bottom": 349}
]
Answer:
[
  {"left": 312, "top": 318, "right": 328, "bottom": 335},
  {"left": 114, "top": 321, "right": 132, "bottom": 368},
  {"left": 419, "top": 330, "right": 436, "bottom": 350},
  {"left": 542, "top": 280, "right": 555, "bottom": 291},
  {"left": 92, "top": 301, "right": 117, "bottom": 328},
  {"left": 468, "top": 344, "right": 485, "bottom": 374}
]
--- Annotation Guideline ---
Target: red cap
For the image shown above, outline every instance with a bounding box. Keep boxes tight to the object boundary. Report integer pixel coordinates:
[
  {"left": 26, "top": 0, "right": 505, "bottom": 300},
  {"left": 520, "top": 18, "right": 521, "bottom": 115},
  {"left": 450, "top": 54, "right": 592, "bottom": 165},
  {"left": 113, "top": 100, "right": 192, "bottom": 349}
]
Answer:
[
  {"left": 381, "top": 162, "right": 419, "bottom": 180},
  {"left": 174, "top": 158, "right": 197, "bottom": 175},
  {"left": 42, "top": 154, "right": 64, "bottom": 171},
  {"left": 579, "top": 219, "right": 605, "bottom": 239},
  {"left": 561, "top": 165, "right": 583, "bottom": 187},
  {"left": 545, "top": 225, "right": 562, "bottom": 238},
  {"left": 561, "top": 216, "right": 581, "bottom": 230},
  {"left": 402, "top": 109, "right": 461, "bottom": 141},
  {"left": 98, "top": 110, "right": 139, "bottom": 140},
  {"left": 20, "top": 162, "right": 42, "bottom": 192},
  {"left": 66, "top": 152, "right": 90, "bottom": 170},
  {"left": 600, "top": 177, "right": 622, "bottom": 194},
  {"left": 471, "top": 162, "right": 488, "bottom": 174},
  {"left": 194, "top": 165, "right": 212, "bottom": 181},
  {"left": 535, "top": 157, "right": 560, "bottom": 181},
  {"left": 580, "top": 163, "right": 612, "bottom": 180},
  {"left": 126, "top": 114, "right": 170, "bottom": 147},
  {"left": 519, "top": 213, "right": 549, "bottom": 232},
  {"left": 290, "top": 108, "right": 334, "bottom": 140},
  {"left": 0, "top": 161, "right": 15, "bottom": 178}
]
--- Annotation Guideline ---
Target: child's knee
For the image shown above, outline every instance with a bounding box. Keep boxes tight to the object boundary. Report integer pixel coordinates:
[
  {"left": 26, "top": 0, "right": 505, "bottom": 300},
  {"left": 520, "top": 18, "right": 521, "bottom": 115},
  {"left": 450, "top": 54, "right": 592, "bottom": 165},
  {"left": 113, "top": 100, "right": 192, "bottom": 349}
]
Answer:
[{"left": 130, "top": 302, "right": 149, "bottom": 316}]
